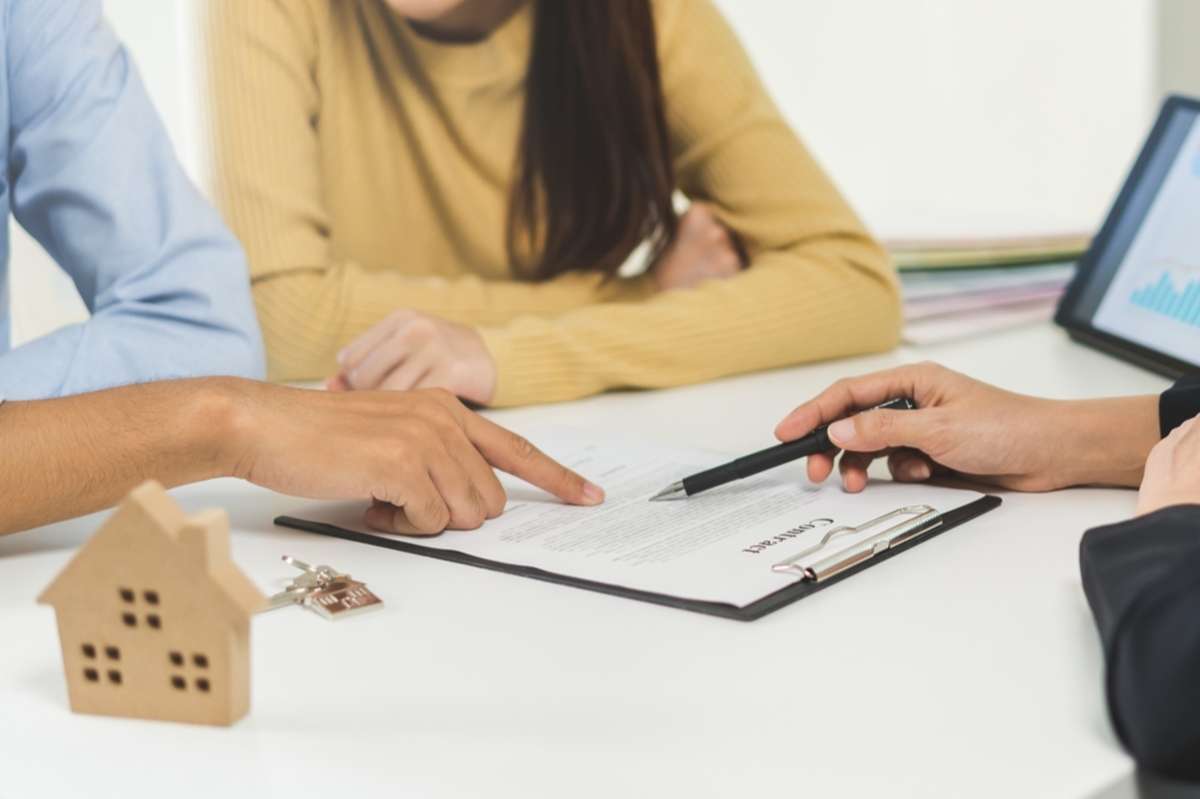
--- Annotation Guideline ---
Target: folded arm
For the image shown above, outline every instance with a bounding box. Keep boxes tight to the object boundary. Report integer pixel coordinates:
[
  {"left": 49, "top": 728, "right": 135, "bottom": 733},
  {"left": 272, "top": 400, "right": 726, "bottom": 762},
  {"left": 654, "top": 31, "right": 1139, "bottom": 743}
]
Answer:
[
  {"left": 248, "top": 268, "right": 654, "bottom": 382},
  {"left": 0, "top": 0, "right": 263, "bottom": 400}
]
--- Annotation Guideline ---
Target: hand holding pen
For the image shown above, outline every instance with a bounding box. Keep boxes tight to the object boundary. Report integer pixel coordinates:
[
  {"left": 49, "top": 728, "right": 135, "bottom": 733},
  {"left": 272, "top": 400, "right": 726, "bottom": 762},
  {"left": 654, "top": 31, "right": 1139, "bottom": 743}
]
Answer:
[
  {"left": 654, "top": 361, "right": 1161, "bottom": 500},
  {"left": 773, "top": 362, "right": 1159, "bottom": 494}
]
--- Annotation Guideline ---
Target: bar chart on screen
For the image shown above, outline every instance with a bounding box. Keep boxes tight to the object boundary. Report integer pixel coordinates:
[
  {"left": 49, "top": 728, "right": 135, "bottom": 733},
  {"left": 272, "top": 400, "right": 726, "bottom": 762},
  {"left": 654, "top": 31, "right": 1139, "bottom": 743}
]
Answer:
[
  {"left": 1130, "top": 268, "right": 1200, "bottom": 328},
  {"left": 1093, "top": 117, "right": 1200, "bottom": 365}
]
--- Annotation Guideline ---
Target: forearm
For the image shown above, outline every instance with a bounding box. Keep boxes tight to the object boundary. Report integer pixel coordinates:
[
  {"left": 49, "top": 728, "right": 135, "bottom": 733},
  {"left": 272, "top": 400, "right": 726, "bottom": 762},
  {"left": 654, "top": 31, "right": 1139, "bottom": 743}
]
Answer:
[
  {"left": 0, "top": 380, "right": 238, "bottom": 535},
  {"left": 254, "top": 265, "right": 655, "bottom": 381},
  {"left": 479, "top": 244, "right": 901, "bottom": 406},
  {"left": 1051, "top": 395, "right": 1160, "bottom": 488}
]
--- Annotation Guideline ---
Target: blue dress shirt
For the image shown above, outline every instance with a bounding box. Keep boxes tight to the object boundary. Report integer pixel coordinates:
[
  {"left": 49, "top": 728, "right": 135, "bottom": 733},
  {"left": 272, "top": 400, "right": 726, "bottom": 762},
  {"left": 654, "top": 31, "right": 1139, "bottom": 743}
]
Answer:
[{"left": 0, "top": 0, "right": 265, "bottom": 400}]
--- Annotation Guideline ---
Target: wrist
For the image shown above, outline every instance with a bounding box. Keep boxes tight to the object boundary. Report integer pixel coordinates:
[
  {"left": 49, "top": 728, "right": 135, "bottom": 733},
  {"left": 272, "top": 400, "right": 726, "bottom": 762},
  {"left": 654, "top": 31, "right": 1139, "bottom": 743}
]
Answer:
[
  {"left": 183, "top": 377, "right": 262, "bottom": 481},
  {"left": 1052, "top": 395, "right": 1160, "bottom": 488},
  {"left": 1137, "top": 495, "right": 1200, "bottom": 517}
]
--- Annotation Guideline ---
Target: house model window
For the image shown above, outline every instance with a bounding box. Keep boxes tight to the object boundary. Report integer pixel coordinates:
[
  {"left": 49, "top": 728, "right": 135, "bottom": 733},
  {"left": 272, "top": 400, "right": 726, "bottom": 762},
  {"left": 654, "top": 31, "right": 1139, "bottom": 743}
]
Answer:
[{"left": 37, "top": 481, "right": 267, "bottom": 727}]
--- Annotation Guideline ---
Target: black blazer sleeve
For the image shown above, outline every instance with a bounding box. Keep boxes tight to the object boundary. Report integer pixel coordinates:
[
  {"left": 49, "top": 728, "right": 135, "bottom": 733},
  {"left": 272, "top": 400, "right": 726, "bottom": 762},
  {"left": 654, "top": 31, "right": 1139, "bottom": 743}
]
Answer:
[
  {"left": 1077, "top": 376, "right": 1200, "bottom": 778},
  {"left": 1080, "top": 505, "right": 1200, "bottom": 780},
  {"left": 1160, "top": 375, "right": 1200, "bottom": 436}
]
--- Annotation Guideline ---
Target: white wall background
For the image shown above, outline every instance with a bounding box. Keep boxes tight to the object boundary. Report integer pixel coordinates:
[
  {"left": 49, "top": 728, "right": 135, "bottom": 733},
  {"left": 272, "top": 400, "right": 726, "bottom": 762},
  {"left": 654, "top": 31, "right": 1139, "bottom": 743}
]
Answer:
[
  {"left": 713, "top": 0, "right": 1157, "bottom": 240},
  {"left": 1159, "top": 0, "right": 1200, "bottom": 98},
  {"left": 9, "top": 1, "right": 1174, "bottom": 346}
]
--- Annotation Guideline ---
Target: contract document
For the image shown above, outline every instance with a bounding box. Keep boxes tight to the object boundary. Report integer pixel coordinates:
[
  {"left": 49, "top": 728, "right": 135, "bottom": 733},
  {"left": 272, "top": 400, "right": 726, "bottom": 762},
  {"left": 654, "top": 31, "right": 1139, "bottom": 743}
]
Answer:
[{"left": 278, "top": 435, "right": 999, "bottom": 618}]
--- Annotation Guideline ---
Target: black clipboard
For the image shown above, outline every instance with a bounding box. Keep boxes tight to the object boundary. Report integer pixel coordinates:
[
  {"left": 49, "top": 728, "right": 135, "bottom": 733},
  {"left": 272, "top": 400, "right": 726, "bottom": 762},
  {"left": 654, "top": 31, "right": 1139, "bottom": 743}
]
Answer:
[{"left": 275, "top": 494, "right": 1001, "bottom": 622}]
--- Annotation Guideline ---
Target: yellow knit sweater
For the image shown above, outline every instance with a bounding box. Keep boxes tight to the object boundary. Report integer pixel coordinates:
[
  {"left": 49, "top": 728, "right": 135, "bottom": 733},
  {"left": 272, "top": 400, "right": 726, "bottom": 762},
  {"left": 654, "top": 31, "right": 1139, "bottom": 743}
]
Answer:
[{"left": 203, "top": 0, "right": 900, "bottom": 407}]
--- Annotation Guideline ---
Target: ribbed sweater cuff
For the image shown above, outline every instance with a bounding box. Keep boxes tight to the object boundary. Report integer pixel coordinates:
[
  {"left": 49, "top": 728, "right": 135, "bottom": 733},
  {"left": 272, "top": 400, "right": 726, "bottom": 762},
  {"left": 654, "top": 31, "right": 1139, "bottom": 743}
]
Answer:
[
  {"left": 477, "top": 327, "right": 569, "bottom": 408},
  {"left": 478, "top": 276, "right": 656, "bottom": 406}
]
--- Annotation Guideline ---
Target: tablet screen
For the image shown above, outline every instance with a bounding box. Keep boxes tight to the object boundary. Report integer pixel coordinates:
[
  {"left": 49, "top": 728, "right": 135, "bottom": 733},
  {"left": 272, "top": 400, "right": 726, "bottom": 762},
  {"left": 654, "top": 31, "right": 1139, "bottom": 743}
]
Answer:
[{"left": 1057, "top": 97, "right": 1200, "bottom": 374}]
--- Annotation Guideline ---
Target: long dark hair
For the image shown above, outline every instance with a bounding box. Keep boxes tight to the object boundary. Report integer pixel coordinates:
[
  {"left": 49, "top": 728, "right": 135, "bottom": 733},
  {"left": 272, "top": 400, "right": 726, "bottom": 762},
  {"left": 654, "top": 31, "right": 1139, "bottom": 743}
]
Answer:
[{"left": 508, "top": 0, "right": 678, "bottom": 280}]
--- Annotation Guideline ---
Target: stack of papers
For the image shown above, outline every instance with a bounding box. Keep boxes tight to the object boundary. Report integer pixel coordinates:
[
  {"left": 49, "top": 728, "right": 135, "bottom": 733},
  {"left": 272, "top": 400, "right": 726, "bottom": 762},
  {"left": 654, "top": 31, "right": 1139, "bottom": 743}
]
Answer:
[
  {"left": 900, "top": 262, "right": 1077, "bottom": 343},
  {"left": 887, "top": 235, "right": 1087, "bottom": 344},
  {"left": 888, "top": 234, "right": 1090, "bottom": 270}
]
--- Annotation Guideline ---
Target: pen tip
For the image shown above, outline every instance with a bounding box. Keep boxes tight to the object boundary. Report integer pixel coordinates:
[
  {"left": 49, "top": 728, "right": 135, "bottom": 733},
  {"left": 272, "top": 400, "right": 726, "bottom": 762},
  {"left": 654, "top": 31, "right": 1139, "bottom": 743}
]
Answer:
[{"left": 649, "top": 481, "right": 685, "bottom": 502}]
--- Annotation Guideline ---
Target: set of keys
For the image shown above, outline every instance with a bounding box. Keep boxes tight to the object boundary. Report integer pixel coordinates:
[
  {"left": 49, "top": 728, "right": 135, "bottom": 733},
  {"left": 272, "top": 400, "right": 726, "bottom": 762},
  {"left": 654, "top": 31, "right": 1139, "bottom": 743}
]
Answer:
[{"left": 264, "top": 556, "right": 384, "bottom": 620}]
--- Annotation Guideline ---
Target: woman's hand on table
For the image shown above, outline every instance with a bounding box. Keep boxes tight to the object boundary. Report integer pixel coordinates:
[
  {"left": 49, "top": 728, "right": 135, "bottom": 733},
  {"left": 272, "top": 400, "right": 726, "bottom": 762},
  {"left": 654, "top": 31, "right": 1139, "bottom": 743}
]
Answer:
[
  {"left": 1137, "top": 416, "right": 1200, "bottom": 515},
  {"left": 775, "top": 362, "right": 1159, "bottom": 493},
  {"left": 328, "top": 310, "right": 497, "bottom": 405},
  {"left": 652, "top": 203, "right": 745, "bottom": 291}
]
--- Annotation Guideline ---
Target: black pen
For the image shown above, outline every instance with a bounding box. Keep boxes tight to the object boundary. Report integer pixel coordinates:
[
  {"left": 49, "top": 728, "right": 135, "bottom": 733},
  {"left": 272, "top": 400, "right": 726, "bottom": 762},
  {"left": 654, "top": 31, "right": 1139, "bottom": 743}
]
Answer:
[{"left": 649, "top": 397, "right": 917, "bottom": 502}]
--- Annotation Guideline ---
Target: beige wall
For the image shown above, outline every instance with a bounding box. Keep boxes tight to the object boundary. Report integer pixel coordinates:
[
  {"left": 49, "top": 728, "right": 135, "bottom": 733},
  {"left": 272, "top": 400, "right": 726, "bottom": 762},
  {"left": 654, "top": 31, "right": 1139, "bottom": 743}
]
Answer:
[{"left": 1158, "top": 0, "right": 1200, "bottom": 98}]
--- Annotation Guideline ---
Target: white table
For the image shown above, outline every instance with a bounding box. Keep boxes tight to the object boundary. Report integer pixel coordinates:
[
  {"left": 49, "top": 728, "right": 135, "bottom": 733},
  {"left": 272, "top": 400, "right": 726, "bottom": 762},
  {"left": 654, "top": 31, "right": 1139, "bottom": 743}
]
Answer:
[{"left": 0, "top": 323, "right": 1172, "bottom": 798}]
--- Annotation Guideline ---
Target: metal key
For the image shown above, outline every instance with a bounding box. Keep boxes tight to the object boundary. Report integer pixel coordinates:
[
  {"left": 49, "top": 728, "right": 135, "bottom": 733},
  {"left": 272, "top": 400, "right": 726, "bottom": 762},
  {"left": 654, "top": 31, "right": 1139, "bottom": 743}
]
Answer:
[
  {"left": 264, "top": 555, "right": 383, "bottom": 619},
  {"left": 282, "top": 556, "right": 342, "bottom": 585},
  {"left": 264, "top": 556, "right": 336, "bottom": 610}
]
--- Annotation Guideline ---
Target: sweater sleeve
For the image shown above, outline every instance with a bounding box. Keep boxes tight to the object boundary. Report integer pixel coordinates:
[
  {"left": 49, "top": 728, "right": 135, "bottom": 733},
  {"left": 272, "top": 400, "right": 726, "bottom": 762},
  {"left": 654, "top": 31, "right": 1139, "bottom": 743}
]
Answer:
[
  {"left": 202, "top": 0, "right": 654, "bottom": 382},
  {"left": 1079, "top": 506, "right": 1200, "bottom": 781},
  {"left": 1160, "top": 375, "right": 1200, "bottom": 436},
  {"left": 477, "top": 0, "right": 900, "bottom": 407}
]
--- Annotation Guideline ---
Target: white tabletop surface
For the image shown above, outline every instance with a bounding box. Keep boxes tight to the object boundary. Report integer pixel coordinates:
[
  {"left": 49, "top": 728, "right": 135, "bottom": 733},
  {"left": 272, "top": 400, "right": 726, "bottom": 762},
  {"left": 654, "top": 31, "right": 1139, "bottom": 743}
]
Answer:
[{"left": 0, "top": 323, "right": 1173, "bottom": 799}]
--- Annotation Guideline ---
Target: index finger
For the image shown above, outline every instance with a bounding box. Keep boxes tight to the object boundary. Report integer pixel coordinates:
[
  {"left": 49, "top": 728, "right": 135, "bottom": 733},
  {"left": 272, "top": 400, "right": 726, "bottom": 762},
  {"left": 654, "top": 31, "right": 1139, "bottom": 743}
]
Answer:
[
  {"left": 463, "top": 414, "right": 605, "bottom": 506},
  {"left": 774, "top": 364, "right": 931, "bottom": 442}
]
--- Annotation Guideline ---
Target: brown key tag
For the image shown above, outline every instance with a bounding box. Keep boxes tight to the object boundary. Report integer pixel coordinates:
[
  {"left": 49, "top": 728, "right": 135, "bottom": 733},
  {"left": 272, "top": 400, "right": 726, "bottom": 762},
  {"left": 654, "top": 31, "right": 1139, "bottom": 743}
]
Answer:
[
  {"left": 265, "top": 557, "right": 384, "bottom": 621},
  {"left": 303, "top": 576, "right": 384, "bottom": 620}
]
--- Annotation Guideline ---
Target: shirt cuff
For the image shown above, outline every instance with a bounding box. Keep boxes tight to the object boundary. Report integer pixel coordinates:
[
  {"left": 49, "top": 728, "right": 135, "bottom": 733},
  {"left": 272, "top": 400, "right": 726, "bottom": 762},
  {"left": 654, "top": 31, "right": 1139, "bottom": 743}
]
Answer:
[{"left": 1159, "top": 375, "right": 1200, "bottom": 437}]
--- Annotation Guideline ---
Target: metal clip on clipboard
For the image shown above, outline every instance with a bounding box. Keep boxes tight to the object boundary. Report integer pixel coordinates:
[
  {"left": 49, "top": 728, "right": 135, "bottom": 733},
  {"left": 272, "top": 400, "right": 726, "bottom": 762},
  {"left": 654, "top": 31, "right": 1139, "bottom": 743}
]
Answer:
[{"left": 771, "top": 505, "right": 942, "bottom": 583}]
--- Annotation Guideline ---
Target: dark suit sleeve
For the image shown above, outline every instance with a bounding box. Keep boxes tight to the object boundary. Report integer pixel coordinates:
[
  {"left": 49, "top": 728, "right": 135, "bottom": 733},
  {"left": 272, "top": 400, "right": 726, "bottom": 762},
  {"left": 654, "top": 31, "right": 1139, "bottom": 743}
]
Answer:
[
  {"left": 1080, "top": 506, "right": 1200, "bottom": 780},
  {"left": 1160, "top": 375, "right": 1200, "bottom": 436}
]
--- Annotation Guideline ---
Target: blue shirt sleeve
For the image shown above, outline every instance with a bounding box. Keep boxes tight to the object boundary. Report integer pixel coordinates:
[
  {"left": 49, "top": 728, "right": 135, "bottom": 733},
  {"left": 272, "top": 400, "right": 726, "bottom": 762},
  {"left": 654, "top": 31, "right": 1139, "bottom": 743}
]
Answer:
[{"left": 0, "top": 0, "right": 265, "bottom": 400}]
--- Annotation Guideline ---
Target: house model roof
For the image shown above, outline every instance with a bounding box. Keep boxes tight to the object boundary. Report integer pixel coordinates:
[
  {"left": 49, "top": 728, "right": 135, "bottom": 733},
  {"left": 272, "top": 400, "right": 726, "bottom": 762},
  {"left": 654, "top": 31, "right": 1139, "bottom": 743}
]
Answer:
[{"left": 38, "top": 481, "right": 266, "bottom": 620}]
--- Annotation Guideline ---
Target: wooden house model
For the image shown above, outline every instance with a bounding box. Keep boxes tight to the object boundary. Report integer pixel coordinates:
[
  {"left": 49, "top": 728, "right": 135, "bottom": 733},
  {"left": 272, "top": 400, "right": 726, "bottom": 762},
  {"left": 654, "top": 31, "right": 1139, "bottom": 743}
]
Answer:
[{"left": 38, "top": 481, "right": 266, "bottom": 726}]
